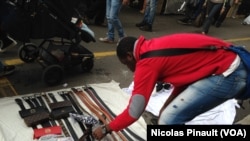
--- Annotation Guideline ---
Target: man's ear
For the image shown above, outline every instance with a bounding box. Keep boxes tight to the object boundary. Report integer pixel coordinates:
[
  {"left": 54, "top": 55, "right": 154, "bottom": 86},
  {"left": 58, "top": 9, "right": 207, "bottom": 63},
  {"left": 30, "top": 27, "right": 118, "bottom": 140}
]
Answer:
[{"left": 126, "top": 52, "right": 134, "bottom": 61}]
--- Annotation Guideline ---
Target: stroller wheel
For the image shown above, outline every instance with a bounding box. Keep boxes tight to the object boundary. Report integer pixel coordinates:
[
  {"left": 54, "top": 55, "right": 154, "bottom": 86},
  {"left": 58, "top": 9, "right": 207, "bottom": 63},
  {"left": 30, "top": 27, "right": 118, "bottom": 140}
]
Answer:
[
  {"left": 81, "top": 58, "right": 94, "bottom": 72},
  {"left": 42, "top": 64, "right": 64, "bottom": 86},
  {"left": 18, "top": 43, "right": 39, "bottom": 63}
]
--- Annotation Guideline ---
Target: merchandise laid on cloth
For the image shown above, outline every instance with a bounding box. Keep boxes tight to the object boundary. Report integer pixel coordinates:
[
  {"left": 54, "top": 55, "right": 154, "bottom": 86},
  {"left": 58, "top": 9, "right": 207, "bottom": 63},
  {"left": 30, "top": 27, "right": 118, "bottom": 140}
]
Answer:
[
  {"left": 0, "top": 80, "right": 146, "bottom": 141},
  {"left": 123, "top": 81, "right": 240, "bottom": 124}
]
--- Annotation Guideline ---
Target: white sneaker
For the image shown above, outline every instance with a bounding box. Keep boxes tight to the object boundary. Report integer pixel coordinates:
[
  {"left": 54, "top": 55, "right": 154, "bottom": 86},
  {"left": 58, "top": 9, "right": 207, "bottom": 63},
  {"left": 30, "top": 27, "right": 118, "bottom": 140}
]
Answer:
[{"left": 99, "top": 37, "right": 114, "bottom": 43}]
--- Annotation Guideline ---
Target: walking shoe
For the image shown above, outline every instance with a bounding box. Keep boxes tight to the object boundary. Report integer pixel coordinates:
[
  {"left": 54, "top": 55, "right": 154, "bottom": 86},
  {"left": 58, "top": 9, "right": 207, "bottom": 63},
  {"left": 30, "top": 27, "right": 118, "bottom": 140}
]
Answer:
[
  {"left": 0, "top": 36, "right": 17, "bottom": 53},
  {"left": 177, "top": 19, "right": 192, "bottom": 25},
  {"left": 135, "top": 22, "right": 146, "bottom": 27},
  {"left": 139, "top": 9, "right": 145, "bottom": 14},
  {"left": 99, "top": 37, "right": 114, "bottom": 43},
  {"left": 215, "top": 22, "right": 221, "bottom": 28},
  {"left": 0, "top": 65, "right": 15, "bottom": 77},
  {"left": 139, "top": 24, "right": 152, "bottom": 32}
]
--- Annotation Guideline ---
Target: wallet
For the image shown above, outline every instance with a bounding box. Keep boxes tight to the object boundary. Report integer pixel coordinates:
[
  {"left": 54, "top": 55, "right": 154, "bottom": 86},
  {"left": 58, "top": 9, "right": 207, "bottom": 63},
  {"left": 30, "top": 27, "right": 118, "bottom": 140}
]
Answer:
[
  {"left": 24, "top": 111, "right": 50, "bottom": 127},
  {"left": 50, "top": 106, "right": 75, "bottom": 119},
  {"left": 49, "top": 101, "right": 72, "bottom": 110},
  {"left": 33, "top": 126, "right": 62, "bottom": 139},
  {"left": 19, "top": 106, "right": 48, "bottom": 118}
]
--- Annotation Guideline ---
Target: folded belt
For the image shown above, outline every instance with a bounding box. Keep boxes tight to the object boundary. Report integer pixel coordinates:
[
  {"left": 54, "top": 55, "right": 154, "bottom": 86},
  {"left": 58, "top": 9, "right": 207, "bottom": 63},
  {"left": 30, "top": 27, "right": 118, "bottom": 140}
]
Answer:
[
  {"left": 42, "top": 93, "right": 71, "bottom": 137},
  {"left": 48, "top": 93, "right": 78, "bottom": 141},
  {"left": 58, "top": 91, "right": 92, "bottom": 140}
]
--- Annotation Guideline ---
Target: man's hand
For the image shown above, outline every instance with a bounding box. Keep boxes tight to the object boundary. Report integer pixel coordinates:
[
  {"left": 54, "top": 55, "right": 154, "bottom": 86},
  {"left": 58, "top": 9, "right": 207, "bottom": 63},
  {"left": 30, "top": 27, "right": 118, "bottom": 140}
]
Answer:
[
  {"left": 92, "top": 124, "right": 111, "bottom": 140},
  {"left": 220, "top": 7, "right": 225, "bottom": 15}
]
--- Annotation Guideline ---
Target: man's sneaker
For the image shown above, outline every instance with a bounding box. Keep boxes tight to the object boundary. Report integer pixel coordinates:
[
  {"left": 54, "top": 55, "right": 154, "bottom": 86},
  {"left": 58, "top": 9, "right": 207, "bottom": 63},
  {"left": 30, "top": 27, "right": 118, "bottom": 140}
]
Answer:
[
  {"left": 215, "top": 22, "right": 221, "bottom": 28},
  {"left": 177, "top": 19, "right": 192, "bottom": 25},
  {"left": 99, "top": 37, "right": 114, "bottom": 43},
  {"left": 0, "top": 65, "right": 15, "bottom": 77},
  {"left": 139, "top": 24, "right": 152, "bottom": 32},
  {"left": 0, "top": 36, "right": 17, "bottom": 53},
  {"left": 135, "top": 22, "right": 146, "bottom": 27}
]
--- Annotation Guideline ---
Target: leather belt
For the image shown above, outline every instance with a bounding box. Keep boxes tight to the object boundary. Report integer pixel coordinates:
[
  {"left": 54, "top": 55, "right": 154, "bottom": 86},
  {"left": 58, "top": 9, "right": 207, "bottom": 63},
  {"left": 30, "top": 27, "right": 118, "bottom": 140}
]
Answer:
[
  {"left": 84, "top": 87, "right": 133, "bottom": 140},
  {"left": 22, "top": 96, "right": 35, "bottom": 108},
  {"left": 15, "top": 98, "right": 45, "bottom": 118},
  {"left": 28, "top": 95, "right": 51, "bottom": 128},
  {"left": 42, "top": 93, "right": 70, "bottom": 137},
  {"left": 23, "top": 112, "right": 50, "bottom": 127},
  {"left": 58, "top": 92, "right": 88, "bottom": 129},
  {"left": 19, "top": 96, "right": 49, "bottom": 128},
  {"left": 15, "top": 98, "right": 36, "bottom": 128},
  {"left": 49, "top": 100, "right": 72, "bottom": 110},
  {"left": 68, "top": 91, "right": 92, "bottom": 115},
  {"left": 72, "top": 87, "right": 127, "bottom": 141},
  {"left": 59, "top": 91, "right": 93, "bottom": 141},
  {"left": 15, "top": 98, "right": 26, "bottom": 111},
  {"left": 48, "top": 93, "right": 79, "bottom": 141},
  {"left": 68, "top": 90, "right": 97, "bottom": 141},
  {"left": 15, "top": 98, "right": 43, "bottom": 127},
  {"left": 29, "top": 96, "right": 40, "bottom": 107},
  {"left": 85, "top": 86, "right": 145, "bottom": 141},
  {"left": 59, "top": 91, "right": 83, "bottom": 114},
  {"left": 34, "top": 93, "right": 57, "bottom": 127}
]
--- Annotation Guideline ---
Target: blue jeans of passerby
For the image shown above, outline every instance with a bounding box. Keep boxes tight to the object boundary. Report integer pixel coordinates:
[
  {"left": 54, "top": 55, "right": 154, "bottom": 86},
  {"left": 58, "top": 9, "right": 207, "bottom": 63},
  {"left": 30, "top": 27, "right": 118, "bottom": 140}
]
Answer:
[
  {"left": 106, "top": 0, "right": 125, "bottom": 40},
  {"left": 202, "top": 1, "right": 223, "bottom": 33},
  {"left": 142, "top": 0, "right": 158, "bottom": 25},
  {"left": 192, "top": 0, "right": 206, "bottom": 19},
  {"left": 158, "top": 60, "right": 247, "bottom": 124}
]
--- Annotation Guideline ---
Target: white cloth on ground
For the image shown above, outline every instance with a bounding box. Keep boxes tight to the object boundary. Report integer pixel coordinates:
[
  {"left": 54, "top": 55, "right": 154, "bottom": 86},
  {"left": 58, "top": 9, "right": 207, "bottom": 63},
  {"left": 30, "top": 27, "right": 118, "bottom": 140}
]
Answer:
[
  {"left": 122, "top": 81, "right": 239, "bottom": 124},
  {"left": 0, "top": 80, "right": 146, "bottom": 141}
]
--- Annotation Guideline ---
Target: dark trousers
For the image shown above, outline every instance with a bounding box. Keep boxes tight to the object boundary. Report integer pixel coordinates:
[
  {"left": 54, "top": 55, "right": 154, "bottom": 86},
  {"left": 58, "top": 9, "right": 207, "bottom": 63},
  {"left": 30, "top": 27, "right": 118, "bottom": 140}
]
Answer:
[
  {"left": 86, "top": 0, "right": 106, "bottom": 24},
  {"left": 213, "top": 2, "right": 231, "bottom": 26},
  {"left": 0, "top": 0, "right": 12, "bottom": 39}
]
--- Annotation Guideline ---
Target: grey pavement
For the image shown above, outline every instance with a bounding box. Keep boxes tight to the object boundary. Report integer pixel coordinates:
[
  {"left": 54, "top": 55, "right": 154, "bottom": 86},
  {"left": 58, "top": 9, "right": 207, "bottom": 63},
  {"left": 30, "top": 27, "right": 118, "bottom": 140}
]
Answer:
[{"left": 1, "top": 6, "right": 250, "bottom": 123}]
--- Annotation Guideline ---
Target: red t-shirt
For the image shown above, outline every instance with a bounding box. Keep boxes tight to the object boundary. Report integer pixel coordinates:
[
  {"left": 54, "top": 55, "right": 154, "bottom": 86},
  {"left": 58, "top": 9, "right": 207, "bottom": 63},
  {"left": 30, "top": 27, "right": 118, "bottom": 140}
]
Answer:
[{"left": 109, "top": 33, "right": 237, "bottom": 131}]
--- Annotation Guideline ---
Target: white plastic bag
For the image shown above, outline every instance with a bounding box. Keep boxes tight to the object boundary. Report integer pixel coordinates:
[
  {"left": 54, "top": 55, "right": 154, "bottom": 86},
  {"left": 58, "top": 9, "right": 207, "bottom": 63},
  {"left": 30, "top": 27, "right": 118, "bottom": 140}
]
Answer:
[{"left": 243, "top": 15, "right": 250, "bottom": 25}]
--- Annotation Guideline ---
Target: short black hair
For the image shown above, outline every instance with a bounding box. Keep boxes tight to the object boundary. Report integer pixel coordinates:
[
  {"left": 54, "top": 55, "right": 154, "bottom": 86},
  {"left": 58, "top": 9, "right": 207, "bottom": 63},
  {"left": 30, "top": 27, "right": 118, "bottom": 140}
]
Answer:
[{"left": 116, "top": 36, "right": 137, "bottom": 59}]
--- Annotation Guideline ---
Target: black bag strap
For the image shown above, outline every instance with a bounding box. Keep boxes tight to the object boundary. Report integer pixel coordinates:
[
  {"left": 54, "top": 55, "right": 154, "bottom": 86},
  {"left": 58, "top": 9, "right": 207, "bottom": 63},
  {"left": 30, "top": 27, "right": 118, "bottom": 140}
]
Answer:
[{"left": 140, "top": 46, "right": 218, "bottom": 59}]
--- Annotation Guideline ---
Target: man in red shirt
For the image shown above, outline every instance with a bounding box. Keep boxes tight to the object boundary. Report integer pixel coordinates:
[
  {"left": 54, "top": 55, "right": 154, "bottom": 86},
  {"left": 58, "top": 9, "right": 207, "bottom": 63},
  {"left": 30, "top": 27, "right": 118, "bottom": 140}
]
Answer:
[{"left": 92, "top": 33, "right": 247, "bottom": 140}]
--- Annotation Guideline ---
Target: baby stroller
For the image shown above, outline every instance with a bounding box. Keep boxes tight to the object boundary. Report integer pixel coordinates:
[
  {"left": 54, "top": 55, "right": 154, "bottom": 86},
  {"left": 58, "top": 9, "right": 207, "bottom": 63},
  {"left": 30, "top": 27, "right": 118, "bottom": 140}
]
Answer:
[{"left": 2, "top": 0, "right": 96, "bottom": 86}]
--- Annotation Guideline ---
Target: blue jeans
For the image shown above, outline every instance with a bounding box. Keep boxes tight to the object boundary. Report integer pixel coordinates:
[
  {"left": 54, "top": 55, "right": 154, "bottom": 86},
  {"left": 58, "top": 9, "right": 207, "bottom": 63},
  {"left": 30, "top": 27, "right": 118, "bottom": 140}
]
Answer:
[
  {"left": 142, "top": 0, "right": 158, "bottom": 25},
  {"left": 106, "top": 0, "right": 125, "bottom": 40},
  {"left": 158, "top": 60, "right": 247, "bottom": 124},
  {"left": 202, "top": 1, "right": 223, "bottom": 33}
]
